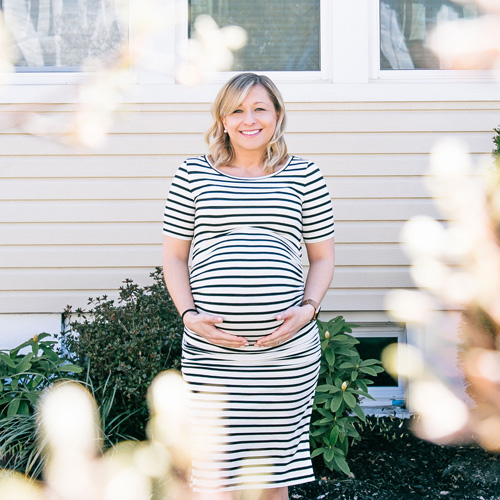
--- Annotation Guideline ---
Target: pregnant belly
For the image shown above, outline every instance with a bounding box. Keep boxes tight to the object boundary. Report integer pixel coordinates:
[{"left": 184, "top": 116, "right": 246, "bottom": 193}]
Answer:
[{"left": 190, "top": 231, "right": 304, "bottom": 341}]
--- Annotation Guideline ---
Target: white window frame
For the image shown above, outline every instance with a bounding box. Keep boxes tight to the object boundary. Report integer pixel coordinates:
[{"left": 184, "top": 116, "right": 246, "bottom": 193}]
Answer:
[
  {"left": 2, "top": 0, "right": 135, "bottom": 86},
  {"left": 179, "top": 0, "right": 334, "bottom": 84},
  {"left": 1, "top": 0, "right": 499, "bottom": 104},
  {"left": 370, "top": 0, "right": 495, "bottom": 83},
  {"left": 352, "top": 323, "right": 406, "bottom": 408}
]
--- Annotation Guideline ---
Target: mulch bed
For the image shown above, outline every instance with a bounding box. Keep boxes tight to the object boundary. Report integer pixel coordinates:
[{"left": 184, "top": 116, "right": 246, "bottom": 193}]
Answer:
[{"left": 290, "top": 417, "right": 500, "bottom": 500}]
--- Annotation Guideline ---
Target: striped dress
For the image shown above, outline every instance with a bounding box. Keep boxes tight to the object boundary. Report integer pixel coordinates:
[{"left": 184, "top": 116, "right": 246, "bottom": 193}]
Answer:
[{"left": 163, "top": 155, "right": 334, "bottom": 492}]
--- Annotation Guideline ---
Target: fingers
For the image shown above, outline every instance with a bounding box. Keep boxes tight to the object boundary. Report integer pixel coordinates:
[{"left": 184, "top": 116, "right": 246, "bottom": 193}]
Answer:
[
  {"left": 255, "top": 306, "right": 306, "bottom": 348},
  {"left": 185, "top": 312, "right": 248, "bottom": 348}
]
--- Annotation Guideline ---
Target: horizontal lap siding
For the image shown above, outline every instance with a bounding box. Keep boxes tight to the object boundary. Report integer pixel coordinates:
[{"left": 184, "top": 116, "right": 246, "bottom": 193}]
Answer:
[{"left": 0, "top": 102, "right": 497, "bottom": 315}]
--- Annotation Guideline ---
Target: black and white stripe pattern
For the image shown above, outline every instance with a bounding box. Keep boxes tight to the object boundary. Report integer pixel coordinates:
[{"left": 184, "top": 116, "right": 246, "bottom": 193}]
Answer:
[{"left": 163, "top": 155, "right": 334, "bottom": 492}]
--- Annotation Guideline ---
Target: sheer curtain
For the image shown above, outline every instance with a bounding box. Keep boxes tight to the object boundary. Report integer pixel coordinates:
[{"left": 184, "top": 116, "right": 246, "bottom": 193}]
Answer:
[
  {"left": 2, "top": 0, "right": 125, "bottom": 70},
  {"left": 380, "top": 0, "right": 480, "bottom": 70}
]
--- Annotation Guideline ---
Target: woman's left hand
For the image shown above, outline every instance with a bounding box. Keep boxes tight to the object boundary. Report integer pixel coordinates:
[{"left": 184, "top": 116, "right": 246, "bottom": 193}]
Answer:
[{"left": 254, "top": 305, "right": 314, "bottom": 348}]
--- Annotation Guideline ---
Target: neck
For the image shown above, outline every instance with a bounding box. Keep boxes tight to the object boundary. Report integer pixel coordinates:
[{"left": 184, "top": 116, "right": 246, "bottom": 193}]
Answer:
[{"left": 230, "top": 151, "right": 267, "bottom": 171}]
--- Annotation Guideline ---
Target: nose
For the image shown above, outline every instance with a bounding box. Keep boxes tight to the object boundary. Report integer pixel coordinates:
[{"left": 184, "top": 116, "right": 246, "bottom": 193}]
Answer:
[{"left": 242, "top": 109, "right": 256, "bottom": 125}]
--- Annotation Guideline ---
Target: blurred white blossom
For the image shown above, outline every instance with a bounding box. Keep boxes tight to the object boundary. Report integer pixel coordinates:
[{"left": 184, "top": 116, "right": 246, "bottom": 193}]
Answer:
[
  {"left": 0, "top": 372, "right": 195, "bottom": 500},
  {"left": 176, "top": 15, "right": 247, "bottom": 86}
]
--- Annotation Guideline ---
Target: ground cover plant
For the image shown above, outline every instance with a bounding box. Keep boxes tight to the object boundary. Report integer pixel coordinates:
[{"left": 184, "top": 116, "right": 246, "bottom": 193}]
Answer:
[{"left": 293, "top": 416, "right": 500, "bottom": 500}]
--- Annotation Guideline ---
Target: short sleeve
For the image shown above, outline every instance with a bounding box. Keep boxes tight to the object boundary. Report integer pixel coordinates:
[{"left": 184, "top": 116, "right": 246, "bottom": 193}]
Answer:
[
  {"left": 302, "top": 163, "right": 335, "bottom": 243},
  {"left": 163, "top": 162, "right": 195, "bottom": 240}
]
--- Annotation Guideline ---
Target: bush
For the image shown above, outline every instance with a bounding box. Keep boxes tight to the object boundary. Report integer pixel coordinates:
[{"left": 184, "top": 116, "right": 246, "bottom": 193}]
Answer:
[
  {"left": 0, "top": 333, "right": 82, "bottom": 418},
  {"left": 310, "top": 316, "right": 384, "bottom": 475},
  {"left": 59, "top": 267, "right": 183, "bottom": 440},
  {"left": 493, "top": 126, "right": 500, "bottom": 163},
  {"left": 0, "top": 334, "right": 82, "bottom": 477}
]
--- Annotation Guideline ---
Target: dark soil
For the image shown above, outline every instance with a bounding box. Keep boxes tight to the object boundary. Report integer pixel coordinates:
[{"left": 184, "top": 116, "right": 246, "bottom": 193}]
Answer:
[{"left": 291, "top": 417, "right": 500, "bottom": 500}]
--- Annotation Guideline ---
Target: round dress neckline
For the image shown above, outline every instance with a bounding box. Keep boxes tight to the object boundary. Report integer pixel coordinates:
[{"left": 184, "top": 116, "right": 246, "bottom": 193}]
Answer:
[{"left": 205, "top": 155, "right": 293, "bottom": 180}]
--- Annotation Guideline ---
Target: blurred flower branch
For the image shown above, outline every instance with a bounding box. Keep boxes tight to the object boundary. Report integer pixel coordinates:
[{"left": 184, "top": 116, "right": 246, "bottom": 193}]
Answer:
[
  {"left": 0, "top": 0, "right": 246, "bottom": 148},
  {"left": 0, "top": 372, "right": 195, "bottom": 500},
  {"left": 385, "top": 0, "right": 500, "bottom": 449}
]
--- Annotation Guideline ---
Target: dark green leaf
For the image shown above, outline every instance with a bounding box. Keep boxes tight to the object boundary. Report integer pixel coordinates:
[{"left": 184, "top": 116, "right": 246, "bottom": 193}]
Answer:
[
  {"left": 329, "top": 426, "right": 339, "bottom": 447},
  {"left": 40, "top": 345, "right": 61, "bottom": 362},
  {"left": 360, "top": 359, "right": 381, "bottom": 367},
  {"left": 324, "top": 448, "right": 334, "bottom": 462},
  {"left": 311, "top": 447, "right": 324, "bottom": 459},
  {"left": 330, "top": 393, "right": 343, "bottom": 413},
  {"left": 58, "top": 364, "right": 83, "bottom": 373},
  {"left": 25, "top": 392, "right": 39, "bottom": 405},
  {"left": 334, "top": 455, "right": 351, "bottom": 475},
  {"left": 359, "top": 366, "right": 378, "bottom": 376},
  {"left": 0, "top": 352, "right": 16, "bottom": 368},
  {"left": 15, "top": 353, "right": 34, "bottom": 374},
  {"left": 325, "top": 347, "right": 335, "bottom": 366},
  {"left": 310, "top": 427, "right": 327, "bottom": 437},
  {"left": 339, "top": 362, "right": 354, "bottom": 369},
  {"left": 343, "top": 392, "right": 357, "bottom": 408},
  {"left": 18, "top": 400, "right": 30, "bottom": 415},
  {"left": 314, "top": 393, "right": 330, "bottom": 404},
  {"left": 316, "top": 384, "right": 333, "bottom": 393},
  {"left": 7, "top": 397, "right": 21, "bottom": 417}
]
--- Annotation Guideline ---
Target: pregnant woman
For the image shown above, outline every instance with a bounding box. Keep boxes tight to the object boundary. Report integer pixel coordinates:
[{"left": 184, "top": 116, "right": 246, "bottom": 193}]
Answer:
[{"left": 162, "top": 73, "right": 335, "bottom": 500}]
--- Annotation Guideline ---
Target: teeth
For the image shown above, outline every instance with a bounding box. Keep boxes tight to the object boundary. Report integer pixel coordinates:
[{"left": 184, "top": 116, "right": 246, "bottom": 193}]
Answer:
[{"left": 241, "top": 130, "right": 260, "bottom": 136}]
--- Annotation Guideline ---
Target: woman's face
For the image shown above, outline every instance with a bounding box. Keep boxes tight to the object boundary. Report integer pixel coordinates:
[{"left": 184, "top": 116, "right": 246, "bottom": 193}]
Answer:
[{"left": 222, "top": 85, "right": 278, "bottom": 160}]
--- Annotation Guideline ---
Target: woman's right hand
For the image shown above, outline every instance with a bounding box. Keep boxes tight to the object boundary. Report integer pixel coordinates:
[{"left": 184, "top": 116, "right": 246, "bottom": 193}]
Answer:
[{"left": 183, "top": 311, "right": 249, "bottom": 348}]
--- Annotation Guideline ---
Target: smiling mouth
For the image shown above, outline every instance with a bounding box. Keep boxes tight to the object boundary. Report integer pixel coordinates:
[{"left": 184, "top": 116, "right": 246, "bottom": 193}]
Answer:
[{"left": 240, "top": 130, "right": 261, "bottom": 136}]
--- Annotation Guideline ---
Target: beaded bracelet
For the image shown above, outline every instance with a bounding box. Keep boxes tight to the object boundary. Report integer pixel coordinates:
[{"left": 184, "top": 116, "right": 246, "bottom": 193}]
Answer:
[{"left": 181, "top": 308, "right": 198, "bottom": 322}]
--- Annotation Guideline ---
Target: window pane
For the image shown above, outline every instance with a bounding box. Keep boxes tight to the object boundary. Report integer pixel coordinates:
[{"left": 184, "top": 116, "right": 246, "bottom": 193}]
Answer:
[
  {"left": 2, "top": 0, "right": 126, "bottom": 71},
  {"left": 356, "top": 337, "right": 398, "bottom": 387},
  {"left": 380, "top": 0, "right": 480, "bottom": 70},
  {"left": 189, "top": 0, "right": 320, "bottom": 71}
]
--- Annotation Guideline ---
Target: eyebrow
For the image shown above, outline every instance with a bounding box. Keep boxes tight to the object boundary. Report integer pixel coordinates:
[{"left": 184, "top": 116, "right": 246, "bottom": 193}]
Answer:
[
  {"left": 237, "top": 101, "right": 267, "bottom": 106},
  {"left": 234, "top": 100, "right": 269, "bottom": 109}
]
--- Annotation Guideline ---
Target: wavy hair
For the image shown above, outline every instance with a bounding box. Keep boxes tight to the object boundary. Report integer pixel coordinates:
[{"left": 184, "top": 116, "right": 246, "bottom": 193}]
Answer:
[{"left": 206, "top": 73, "right": 288, "bottom": 173}]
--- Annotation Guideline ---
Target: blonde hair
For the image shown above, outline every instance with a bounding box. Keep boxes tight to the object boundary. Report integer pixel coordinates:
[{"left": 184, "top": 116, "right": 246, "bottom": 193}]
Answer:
[{"left": 206, "top": 73, "right": 288, "bottom": 173}]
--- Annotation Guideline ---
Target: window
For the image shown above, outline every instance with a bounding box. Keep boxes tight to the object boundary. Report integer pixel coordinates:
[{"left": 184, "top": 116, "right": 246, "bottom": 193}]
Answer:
[
  {"left": 2, "top": 0, "right": 126, "bottom": 71},
  {"left": 353, "top": 323, "right": 406, "bottom": 406},
  {"left": 380, "top": 0, "right": 481, "bottom": 70},
  {"left": 188, "top": 0, "right": 321, "bottom": 72}
]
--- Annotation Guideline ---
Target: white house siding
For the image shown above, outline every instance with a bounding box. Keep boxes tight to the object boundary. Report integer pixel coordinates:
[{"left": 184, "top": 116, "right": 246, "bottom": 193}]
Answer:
[{"left": 0, "top": 101, "right": 499, "bottom": 343}]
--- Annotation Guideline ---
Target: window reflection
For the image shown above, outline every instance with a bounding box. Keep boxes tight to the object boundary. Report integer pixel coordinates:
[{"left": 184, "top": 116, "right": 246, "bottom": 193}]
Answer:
[
  {"left": 1, "top": 0, "right": 126, "bottom": 70},
  {"left": 380, "top": 0, "right": 480, "bottom": 70},
  {"left": 189, "top": 0, "right": 321, "bottom": 71}
]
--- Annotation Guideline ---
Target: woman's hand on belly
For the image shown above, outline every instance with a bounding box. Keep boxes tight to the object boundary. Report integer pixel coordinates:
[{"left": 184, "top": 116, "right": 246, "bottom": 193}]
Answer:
[
  {"left": 254, "top": 305, "right": 314, "bottom": 348},
  {"left": 184, "top": 311, "right": 250, "bottom": 348}
]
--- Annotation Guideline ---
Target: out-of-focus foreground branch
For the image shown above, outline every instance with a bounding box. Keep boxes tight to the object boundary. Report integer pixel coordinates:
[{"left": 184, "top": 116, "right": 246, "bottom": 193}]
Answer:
[
  {"left": 385, "top": 0, "right": 500, "bottom": 450},
  {"left": 0, "top": 0, "right": 246, "bottom": 148},
  {"left": 0, "top": 372, "right": 196, "bottom": 500}
]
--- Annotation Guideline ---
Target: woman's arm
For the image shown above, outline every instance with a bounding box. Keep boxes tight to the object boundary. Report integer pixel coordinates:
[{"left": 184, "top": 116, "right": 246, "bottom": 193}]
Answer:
[
  {"left": 255, "top": 237, "right": 335, "bottom": 348},
  {"left": 162, "top": 235, "right": 249, "bottom": 348},
  {"left": 302, "top": 236, "right": 336, "bottom": 317}
]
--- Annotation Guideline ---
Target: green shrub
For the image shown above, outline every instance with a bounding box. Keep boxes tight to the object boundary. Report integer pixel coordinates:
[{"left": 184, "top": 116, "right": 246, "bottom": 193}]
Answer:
[
  {"left": 0, "top": 333, "right": 82, "bottom": 418},
  {"left": 310, "top": 316, "right": 384, "bottom": 475},
  {"left": 493, "top": 126, "right": 500, "bottom": 163},
  {"left": 59, "top": 267, "right": 184, "bottom": 440},
  {"left": 0, "top": 334, "right": 82, "bottom": 477}
]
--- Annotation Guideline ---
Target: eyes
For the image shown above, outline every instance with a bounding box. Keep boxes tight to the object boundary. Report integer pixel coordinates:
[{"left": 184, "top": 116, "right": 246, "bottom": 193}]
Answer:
[{"left": 232, "top": 107, "right": 267, "bottom": 114}]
